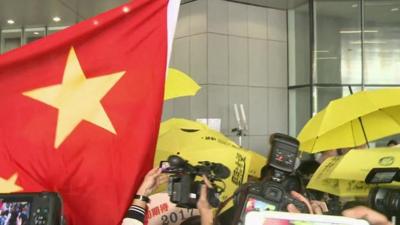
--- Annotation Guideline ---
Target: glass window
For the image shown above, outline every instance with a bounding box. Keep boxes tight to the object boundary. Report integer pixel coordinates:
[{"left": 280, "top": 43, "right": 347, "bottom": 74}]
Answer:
[
  {"left": 47, "top": 26, "right": 70, "bottom": 35},
  {"left": 364, "top": 0, "right": 400, "bottom": 85},
  {"left": 289, "top": 87, "right": 311, "bottom": 136},
  {"left": 314, "top": 86, "right": 361, "bottom": 112},
  {"left": 314, "top": 0, "right": 362, "bottom": 84},
  {"left": 288, "top": 2, "right": 310, "bottom": 86},
  {"left": 24, "top": 27, "right": 46, "bottom": 44},
  {"left": 289, "top": 0, "right": 400, "bottom": 145},
  {"left": 1, "top": 29, "right": 22, "bottom": 53}
]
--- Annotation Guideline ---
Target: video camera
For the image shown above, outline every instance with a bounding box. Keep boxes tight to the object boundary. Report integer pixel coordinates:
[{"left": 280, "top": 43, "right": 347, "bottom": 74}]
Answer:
[
  {"left": 369, "top": 187, "right": 400, "bottom": 217},
  {"left": 0, "top": 192, "right": 63, "bottom": 225},
  {"left": 333, "top": 167, "right": 400, "bottom": 217},
  {"left": 360, "top": 168, "right": 400, "bottom": 217},
  {"left": 365, "top": 167, "right": 400, "bottom": 184},
  {"left": 161, "top": 155, "right": 231, "bottom": 209},
  {"left": 232, "top": 133, "right": 308, "bottom": 224}
]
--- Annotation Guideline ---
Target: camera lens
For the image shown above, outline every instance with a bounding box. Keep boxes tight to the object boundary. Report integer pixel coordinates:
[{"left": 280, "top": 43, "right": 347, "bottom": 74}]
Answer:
[
  {"left": 264, "top": 187, "right": 282, "bottom": 202},
  {"left": 168, "top": 155, "right": 186, "bottom": 167},
  {"left": 369, "top": 188, "right": 400, "bottom": 216},
  {"left": 212, "top": 163, "right": 231, "bottom": 179}
]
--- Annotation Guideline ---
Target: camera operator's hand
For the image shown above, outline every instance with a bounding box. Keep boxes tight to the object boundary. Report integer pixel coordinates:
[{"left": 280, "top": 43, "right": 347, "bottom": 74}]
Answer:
[
  {"left": 287, "top": 191, "right": 328, "bottom": 214},
  {"left": 287, "top": 191, "right": 313, "bottom": 213},
  {"left": 342, "top": 206, "right": 392, "bottom": 225},
  {"left": 123, "top": 168, "right": 169, "bottom": 225},
  {"left": 197, "top": 175, "right": 214, "bottom": 225},
  {"left": 136, "top": 167, "right": 168, "bottom": 197},
  {"left": 310, "top": 200, "right": 329, "bottom": 214}
]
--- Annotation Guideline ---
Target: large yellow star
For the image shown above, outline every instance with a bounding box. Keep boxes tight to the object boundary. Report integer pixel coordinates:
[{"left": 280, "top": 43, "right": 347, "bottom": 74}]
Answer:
[
  {"left": 23, "top": 47, "right": 125, "bottom": 148},
  {"left": 0, "top": 173, "right": 23, "bottom": 193}
]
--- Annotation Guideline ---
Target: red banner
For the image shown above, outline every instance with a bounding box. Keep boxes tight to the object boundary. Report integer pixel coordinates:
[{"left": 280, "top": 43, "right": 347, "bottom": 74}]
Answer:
[{"left": 0, "top": 1, "right": 168, "bottom": 224}]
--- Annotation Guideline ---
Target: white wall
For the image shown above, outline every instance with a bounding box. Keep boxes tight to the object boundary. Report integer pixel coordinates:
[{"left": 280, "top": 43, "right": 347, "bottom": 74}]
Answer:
[{"left": 164, "top": 0, "right": 288, "bottom": 156}]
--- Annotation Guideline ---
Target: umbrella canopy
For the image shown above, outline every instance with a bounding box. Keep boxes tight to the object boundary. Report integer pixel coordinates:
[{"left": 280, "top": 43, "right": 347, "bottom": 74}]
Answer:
[
  {"left": 307, "top": 147, "right": 400, "bottom": 197},
  {"left": 164, "top": 68, "right": 201, "bottom": 100},
  {"left": 157, "top": 118, "right": 239, "bottom": 151},
  {"left": 298, "top": 88, "right": 400, "bottom": 153},
  {"left": 154, "top": 118, "right": 267, "bottom": 203}
]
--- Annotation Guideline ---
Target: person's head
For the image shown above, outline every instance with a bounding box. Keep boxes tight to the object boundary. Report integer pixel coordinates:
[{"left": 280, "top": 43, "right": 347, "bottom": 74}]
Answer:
[
  {"left": 314, "top": 149, "right": 338, "bottom": 164},
  {"left": 354, "top": 144, "right": 368, "bottom": 150},
  {"left": 297, "top": 160, "right": 320, "bottom": 178},
  {"left": 260, "top": 165, "right": 274, "bottom": 180},
  {"left": 337, "top": 147, "right": 352, "bottom": 155},
  {"left": 386, "top": 139, "right": 398, "bottom": 147}
]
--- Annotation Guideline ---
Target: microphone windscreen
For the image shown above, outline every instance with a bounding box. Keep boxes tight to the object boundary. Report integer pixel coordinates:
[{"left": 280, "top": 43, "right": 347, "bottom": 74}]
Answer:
[{"left": 213, "top": 164, "right": 231, "bottom": 179}]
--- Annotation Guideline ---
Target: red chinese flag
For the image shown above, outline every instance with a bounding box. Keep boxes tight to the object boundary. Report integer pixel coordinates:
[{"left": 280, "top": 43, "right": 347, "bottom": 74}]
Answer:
[{"left": 0, "top": 1, "right": 171, "bottom": 225}]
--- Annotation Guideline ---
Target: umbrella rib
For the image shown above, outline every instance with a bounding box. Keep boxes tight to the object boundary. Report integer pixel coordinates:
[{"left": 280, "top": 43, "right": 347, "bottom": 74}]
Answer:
[
  {"left": 352, "top": 108, "right": 400, "bottom": 147},
  {"left": 350, "top": 119, "right": 357, "bottom": 147},
  {"left": 357, "top": 117, "right": 370, "bottom": 148},
  {"left": 311, "top": 135, "right": 319, "bottom": 152}
]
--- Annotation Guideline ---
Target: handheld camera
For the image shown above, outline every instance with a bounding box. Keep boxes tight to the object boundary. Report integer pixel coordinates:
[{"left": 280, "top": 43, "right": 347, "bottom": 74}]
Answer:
[
  {"left": 0, "top": 192, "right": 63, "bottom": 225},
  {"left": 364, "top": 168, "right": 400, "bottom": 217},
  {"left": 233, "top": 133, "right": 308, "bottom": 224},
  {"left": 369, "top": 187, "right": 400, "bottom": 217},
  {"left": 161, "top": 155, "right": 230, "bottom": 209}
]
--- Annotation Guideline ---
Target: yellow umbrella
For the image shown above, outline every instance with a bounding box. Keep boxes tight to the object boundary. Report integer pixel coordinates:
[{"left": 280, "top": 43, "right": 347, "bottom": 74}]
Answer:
[
  {"left": 154, "top": 118, "right": 267, "bottom": 204},
  {"left": 157, "top": 118, "right": 239, "bottom": 151},
  {"left": 298, "top": 88, "right": 400, "bottom": 153},
  {"left": 307, "top": 147, "right": 400, "bottom": 197},
  {"left": 164, "top": 68, "right": 201, "bottom": 100}
]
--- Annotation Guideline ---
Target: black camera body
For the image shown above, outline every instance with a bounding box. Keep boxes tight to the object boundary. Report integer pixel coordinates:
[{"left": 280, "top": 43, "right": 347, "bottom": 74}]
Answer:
[
  {"left": 163, "top": 155, "right": 230, "bottom": 209},
  {"left": 241, "top": 180, "right": 308, "bottom": 212},
  {"left": 233, "top": 133, "right": 308, "bottom": 224},
  {"left": 168, "top": 174, "right": 220, "bottom": 208},
  {"left": 0, "top": 192, "right": 63, "bottom": 225}
]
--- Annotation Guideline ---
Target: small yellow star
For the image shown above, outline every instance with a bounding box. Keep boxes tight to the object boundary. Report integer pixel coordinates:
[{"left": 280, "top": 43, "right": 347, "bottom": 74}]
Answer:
[
  {"left": 0, "top": 173, "right": 23, "bottom": 193},
  {"left": 23, "top": 47, "right": 125, "bottom": 148}
]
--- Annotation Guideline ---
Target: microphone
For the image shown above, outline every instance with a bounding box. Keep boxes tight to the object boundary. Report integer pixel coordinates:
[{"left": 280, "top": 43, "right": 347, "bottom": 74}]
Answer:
[
  {"left": 212, "top": 163, "right": 231, "bottom": 179},
  {"left": 167, "top": 155, "right": 186, "bottom": 167}
]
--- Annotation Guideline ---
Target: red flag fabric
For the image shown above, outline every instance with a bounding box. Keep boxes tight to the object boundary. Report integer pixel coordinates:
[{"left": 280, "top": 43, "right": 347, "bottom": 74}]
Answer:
[{"left": 0, "top": 1, "right": 168, "bottom": 225}]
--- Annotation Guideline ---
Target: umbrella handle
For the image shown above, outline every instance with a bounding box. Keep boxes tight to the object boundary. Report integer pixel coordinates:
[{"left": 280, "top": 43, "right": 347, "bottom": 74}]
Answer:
[{"left": 348, "top": 86, "right": 370, "bottom": 148}]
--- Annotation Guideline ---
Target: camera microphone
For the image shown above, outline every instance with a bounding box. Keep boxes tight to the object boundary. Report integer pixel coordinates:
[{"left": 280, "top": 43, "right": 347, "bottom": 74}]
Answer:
[
  {"left": 212, "top": 163, "right": 231, "bottom": 179},
  {"left": 167, "top": 155, "right": 187, "bottom": 167}
]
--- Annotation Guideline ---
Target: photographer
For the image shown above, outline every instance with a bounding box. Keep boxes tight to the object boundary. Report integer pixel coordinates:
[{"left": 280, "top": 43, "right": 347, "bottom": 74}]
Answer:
[
  {"left": 288, "top": 192, "right": 394, "bottom": 225},
  {"left": 122, "top": 168, "right": 214, "bottom": 225}
]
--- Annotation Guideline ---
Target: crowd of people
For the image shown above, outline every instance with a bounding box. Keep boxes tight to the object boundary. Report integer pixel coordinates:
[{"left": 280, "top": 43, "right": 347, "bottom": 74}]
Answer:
[
  {"left": 0, "top": 202, "right": 29, "bottom": 225},
  {"left": 120, "top": 138, "right": 399, "bottom": 225},
  {"left": 121, "top": 169, "right": 394, "bottom": 225}
]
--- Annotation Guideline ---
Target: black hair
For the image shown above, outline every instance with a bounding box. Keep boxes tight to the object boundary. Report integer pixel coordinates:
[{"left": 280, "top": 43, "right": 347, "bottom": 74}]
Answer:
[
  {"left": 387, "top": 139, "right": 398, "bottom": 146},
  {"left": 297, "top": 160, "right": 320, "bottom": 176},
  {"left": 260, "top": 165, "right": 273, "bottom": 180},
  {"left": 281, "top": 175, "right": 302, "bottom": 193}
]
